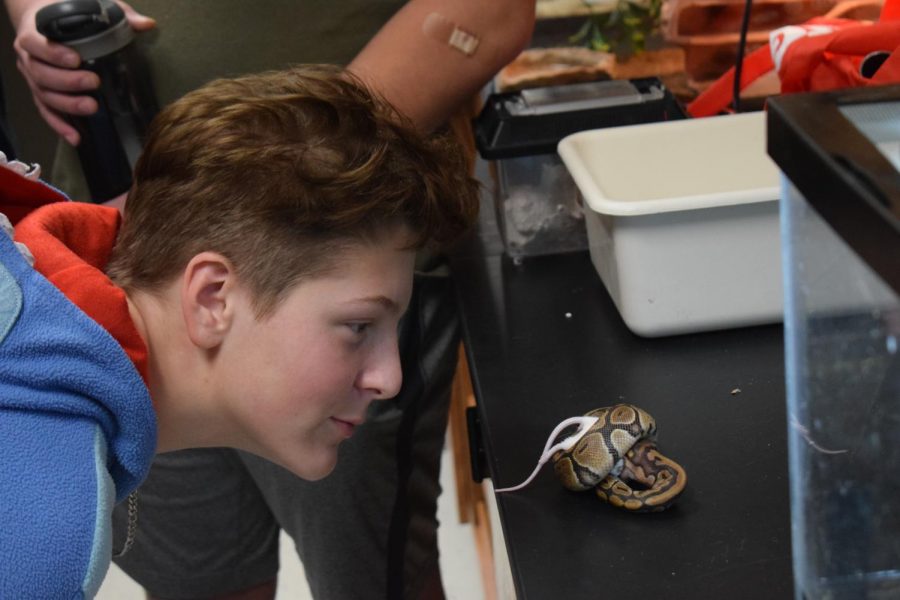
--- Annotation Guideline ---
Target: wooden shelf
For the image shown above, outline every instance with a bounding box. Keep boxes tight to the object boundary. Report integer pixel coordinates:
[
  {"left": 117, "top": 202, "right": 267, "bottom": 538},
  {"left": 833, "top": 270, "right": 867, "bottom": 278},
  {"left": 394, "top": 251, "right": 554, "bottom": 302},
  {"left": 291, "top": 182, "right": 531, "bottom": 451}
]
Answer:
[{"left": 537, "top": 0, "right": 619, "bottom": 19}]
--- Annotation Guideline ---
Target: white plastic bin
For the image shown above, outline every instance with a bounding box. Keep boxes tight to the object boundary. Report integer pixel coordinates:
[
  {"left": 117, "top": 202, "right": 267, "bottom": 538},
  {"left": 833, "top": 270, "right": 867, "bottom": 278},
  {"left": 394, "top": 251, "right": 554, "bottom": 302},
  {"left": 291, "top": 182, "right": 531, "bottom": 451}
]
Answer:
[{"left": 558, "top": 111, "right": 783, "bottom": 336}]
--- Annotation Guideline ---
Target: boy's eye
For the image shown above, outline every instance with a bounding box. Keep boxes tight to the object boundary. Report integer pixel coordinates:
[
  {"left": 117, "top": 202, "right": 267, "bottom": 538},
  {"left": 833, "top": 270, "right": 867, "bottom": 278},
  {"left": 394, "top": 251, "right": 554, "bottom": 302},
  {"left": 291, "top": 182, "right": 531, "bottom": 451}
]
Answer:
[{"left": 347, "top": 322, "right": 370, "bottom": 335}]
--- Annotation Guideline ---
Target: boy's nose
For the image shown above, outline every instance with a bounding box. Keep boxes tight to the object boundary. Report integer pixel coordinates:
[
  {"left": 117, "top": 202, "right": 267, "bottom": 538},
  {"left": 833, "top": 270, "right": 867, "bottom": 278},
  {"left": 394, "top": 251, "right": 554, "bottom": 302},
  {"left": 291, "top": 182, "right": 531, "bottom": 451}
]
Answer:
[{"left": 360, "top": 345, "right": 403, "bottom": 401}]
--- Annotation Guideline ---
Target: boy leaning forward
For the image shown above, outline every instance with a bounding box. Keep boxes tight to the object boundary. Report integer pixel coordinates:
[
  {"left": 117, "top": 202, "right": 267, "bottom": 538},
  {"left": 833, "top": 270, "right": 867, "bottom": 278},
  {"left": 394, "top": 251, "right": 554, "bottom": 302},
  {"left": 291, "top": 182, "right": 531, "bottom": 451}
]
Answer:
[{"left": 0, "top": 64, "right": 479, "bottom": 598}]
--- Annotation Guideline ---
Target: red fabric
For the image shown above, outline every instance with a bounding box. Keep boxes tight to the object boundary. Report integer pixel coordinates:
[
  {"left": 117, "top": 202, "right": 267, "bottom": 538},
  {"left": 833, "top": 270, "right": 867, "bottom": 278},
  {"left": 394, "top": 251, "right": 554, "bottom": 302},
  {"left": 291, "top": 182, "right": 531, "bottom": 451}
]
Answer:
[
  {"left": 0, "top": 165, "right": 66, "bottom": 225},
  {"left": 777, "top": 19, "right": 900, "bottom": 92},
  {"left": 870, "top": 45, "right": 900, "bottom": 82},
  {"left": 882, "top": 0, "right": 900, "bottom": 22},
  {"left": 687, "top": 45, "right": 774, "bottom": 117},
  {"left": 687, "top": 14, "right": 900, "bottom": 118},
  {"left": 13, "top": 202, "right": 149, "bottom": 383}
]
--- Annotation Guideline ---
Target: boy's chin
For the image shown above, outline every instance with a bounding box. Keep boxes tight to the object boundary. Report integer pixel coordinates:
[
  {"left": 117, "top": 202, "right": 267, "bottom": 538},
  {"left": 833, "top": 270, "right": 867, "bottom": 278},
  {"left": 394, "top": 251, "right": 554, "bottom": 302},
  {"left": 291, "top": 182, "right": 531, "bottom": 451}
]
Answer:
[{"left": 272, "top": 451, "right": 338, "bottom": 481}]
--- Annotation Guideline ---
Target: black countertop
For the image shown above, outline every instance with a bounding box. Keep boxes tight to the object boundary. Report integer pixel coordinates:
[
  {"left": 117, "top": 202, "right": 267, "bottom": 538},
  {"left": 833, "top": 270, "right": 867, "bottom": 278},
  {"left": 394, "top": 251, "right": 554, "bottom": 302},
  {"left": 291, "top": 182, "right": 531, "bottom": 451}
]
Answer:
[{"left": 448, "top": 187, "right": 794, "bottom": 599}]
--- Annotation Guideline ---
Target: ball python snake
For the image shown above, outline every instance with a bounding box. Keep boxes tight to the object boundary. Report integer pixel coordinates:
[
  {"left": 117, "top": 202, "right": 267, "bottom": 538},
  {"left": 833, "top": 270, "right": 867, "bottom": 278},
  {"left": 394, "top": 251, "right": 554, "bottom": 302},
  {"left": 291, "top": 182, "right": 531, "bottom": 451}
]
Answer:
[{"left": 495, "top": 404, "right": 687, "bottom": 513}]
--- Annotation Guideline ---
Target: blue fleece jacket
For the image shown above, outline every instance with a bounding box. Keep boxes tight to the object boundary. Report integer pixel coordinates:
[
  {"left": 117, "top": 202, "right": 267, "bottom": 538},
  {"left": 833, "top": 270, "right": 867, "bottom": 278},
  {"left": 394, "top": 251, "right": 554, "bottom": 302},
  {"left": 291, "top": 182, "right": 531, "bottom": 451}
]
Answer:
[{"left": 0, "top": 171, "right": 155, "bottom": 598}]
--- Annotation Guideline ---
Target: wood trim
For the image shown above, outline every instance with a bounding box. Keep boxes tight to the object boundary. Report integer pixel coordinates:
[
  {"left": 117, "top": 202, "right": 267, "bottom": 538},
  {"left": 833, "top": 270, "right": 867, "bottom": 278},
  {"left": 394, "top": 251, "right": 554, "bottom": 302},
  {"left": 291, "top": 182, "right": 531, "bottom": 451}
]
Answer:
[{"left": 448, "top": 343, "right": 498, "bottom": 600}]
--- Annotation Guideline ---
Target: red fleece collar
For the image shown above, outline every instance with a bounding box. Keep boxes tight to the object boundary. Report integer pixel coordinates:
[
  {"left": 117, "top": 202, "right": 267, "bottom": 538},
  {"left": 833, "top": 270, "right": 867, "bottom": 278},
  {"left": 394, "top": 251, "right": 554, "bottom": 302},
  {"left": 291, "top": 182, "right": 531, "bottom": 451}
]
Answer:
[
  {"left": 14, "top": 202, "right": 150, "bottom": 383},
  {"left": 0, "top": 162, "right": 62, "bottom": 225}
]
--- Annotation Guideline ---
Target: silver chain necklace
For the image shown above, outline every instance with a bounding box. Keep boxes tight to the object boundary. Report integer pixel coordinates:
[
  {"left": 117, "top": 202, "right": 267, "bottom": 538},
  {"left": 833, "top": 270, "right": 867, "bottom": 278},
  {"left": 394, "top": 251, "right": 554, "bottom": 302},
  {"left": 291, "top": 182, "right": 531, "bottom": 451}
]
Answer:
[{"left": 113, "top": 491, "right": 138, "bottom": 557}]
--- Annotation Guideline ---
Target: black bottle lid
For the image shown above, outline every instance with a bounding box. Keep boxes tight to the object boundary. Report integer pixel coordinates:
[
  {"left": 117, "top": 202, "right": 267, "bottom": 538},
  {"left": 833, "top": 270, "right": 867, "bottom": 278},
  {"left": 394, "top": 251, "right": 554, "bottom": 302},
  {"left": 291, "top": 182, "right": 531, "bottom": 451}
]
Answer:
[{"left": 36, "top": 0, "right": 132, "bottom": 60}]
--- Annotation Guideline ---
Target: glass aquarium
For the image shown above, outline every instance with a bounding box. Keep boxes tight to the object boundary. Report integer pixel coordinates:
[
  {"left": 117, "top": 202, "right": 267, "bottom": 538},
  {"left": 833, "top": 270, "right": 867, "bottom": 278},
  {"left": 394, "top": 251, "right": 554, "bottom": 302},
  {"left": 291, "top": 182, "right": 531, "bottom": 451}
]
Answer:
[{"left": 770, "top": 87, "right": 900, "bottom": 599}]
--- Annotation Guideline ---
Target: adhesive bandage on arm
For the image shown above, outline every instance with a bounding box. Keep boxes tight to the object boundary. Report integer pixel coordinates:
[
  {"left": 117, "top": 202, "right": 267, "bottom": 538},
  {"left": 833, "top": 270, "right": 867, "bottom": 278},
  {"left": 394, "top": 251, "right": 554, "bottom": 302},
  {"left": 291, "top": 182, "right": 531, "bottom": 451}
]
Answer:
[{"left": 423, "top": 12, "right": 480, "bottom": 56}]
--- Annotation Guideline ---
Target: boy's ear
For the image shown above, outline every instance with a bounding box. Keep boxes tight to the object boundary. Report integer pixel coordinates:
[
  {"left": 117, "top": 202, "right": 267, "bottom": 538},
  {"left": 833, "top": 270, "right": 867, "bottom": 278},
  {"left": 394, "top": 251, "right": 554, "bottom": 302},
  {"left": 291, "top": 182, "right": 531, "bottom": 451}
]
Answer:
[{"left": 181, "top": 252, "right": 238, "bottom": 349}]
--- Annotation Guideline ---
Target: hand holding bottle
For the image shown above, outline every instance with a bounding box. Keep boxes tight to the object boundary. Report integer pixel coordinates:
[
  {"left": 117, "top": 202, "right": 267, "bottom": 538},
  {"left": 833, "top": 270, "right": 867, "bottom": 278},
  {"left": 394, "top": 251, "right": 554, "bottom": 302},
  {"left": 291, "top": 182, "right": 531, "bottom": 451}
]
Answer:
[{"left": 8, "top": 0, "right": 154, "bottom": 145}]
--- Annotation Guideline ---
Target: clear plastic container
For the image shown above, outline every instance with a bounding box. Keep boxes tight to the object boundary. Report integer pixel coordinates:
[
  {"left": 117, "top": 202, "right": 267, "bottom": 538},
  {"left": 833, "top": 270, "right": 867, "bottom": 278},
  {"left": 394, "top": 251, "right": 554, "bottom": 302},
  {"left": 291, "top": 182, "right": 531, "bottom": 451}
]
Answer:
[
  {"left": 770, "top": 89, "right": 900, "bottom": 600},
  {"left": 474, "top": 78, "right": 686, "bottom": 258},
  {"left": 494, "top": 153, "right": 588, "bottom": 257}
]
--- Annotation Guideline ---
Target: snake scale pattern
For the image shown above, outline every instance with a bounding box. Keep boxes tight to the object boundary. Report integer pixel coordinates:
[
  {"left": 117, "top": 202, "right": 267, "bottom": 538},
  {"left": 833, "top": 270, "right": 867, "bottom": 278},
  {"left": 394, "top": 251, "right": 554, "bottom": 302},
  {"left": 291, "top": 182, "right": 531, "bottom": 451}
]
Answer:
[{"left": 551, "top": 404, "right": 687, "bottom": 513}]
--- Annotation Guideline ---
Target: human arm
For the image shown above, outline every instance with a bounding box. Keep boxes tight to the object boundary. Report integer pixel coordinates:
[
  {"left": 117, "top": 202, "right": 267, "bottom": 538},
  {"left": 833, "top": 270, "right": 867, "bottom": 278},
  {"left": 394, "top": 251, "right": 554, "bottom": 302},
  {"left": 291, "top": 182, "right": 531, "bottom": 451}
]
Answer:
[
  {"left": 4, "top": 0, "right": 154, "bottom": 145},
  {"left": 348, "top": 0, "right": 535, "bottom": 132}
]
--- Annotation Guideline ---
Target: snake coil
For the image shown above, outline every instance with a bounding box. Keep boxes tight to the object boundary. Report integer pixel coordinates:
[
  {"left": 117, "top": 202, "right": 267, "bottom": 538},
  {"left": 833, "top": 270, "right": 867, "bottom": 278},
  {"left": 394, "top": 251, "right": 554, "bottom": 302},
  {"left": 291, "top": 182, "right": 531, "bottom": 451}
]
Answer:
[
  {"left": 497, "top": 404, "right": 687, "bottom": 513},
  {"left": 552, "top": 404, "right": 686, "bottom": 512}
]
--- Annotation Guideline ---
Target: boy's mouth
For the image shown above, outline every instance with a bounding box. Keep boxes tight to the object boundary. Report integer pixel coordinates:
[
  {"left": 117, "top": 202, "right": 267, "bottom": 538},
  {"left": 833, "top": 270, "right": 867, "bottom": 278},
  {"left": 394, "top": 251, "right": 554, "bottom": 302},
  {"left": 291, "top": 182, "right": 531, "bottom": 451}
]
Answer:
[{"left": 330, "top": 417, "right": 361, "bottom": 438}]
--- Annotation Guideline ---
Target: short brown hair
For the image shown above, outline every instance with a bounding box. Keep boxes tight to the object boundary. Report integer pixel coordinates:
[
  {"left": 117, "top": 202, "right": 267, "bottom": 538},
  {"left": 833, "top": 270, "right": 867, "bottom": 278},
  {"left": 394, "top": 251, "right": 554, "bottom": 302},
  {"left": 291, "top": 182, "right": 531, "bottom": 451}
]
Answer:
[{"left": 106, "top": 65, "right": 479, "bottom": 315}]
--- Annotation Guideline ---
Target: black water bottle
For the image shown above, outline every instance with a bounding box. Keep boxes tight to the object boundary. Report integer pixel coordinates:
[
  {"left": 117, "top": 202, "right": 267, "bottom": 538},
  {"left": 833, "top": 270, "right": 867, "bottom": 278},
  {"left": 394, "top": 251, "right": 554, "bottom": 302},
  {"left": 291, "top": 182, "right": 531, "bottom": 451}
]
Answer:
[{"left": 36, "top": 0, "right": 158, "bottom": 201}]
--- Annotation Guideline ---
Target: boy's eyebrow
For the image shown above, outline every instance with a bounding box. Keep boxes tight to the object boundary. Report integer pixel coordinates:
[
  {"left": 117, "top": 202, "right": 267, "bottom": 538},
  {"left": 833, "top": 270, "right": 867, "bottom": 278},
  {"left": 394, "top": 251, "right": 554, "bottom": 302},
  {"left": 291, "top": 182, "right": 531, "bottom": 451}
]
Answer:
[{"left": 347, "top": 295, "right": 402, "bottom": 313}]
